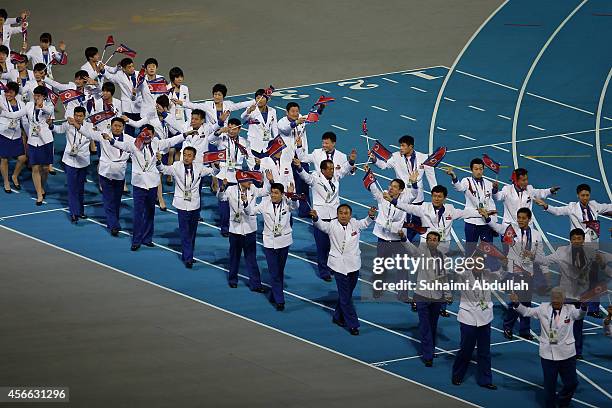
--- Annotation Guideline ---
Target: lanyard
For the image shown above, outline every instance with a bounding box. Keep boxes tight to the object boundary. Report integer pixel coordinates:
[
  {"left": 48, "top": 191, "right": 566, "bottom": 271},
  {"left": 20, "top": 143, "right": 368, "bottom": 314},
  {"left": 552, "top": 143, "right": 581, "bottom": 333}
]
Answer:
[
  {"left": 433, "top": 205, "right": 446, "bottom": 228},
  {"left": 273, "top": 201, "right": 283, "bottom": 225},
  {"left": 239, "top": 186, "right": 250, "bottom": 208},
  {"left": 227, "top": 137, "right": 239, "bottom": 163},
  {"left": 404, "top": 153, "right": 416, "bottom": 173},
  {"left": 69, "top": 124, "right": 83, "bottom": 148},
  {"left": 470, "top": 177, "right": 484, "bottom": 203},
  {"left": 184, "top": 165, "right": 194, "bottom": 192},
  {"left": 580, "top": 203, "right": 594, "bottom": 222},
  {"left": 340, "top": 224, "right": 349, "bottom": 254},
  {"left": 520, "top": 227, "right": 532, "bottom": 251},
  {"left": 549, "top": 308, "right": 561, "bottom": 332}
]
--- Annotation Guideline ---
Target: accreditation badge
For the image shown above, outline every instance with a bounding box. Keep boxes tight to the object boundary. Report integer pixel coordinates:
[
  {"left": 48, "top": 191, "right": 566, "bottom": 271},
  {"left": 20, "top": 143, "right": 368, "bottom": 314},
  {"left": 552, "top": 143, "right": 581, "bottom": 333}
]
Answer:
[
  {"left": 479, "top": 299, "right": 488, "bottom": 311},
  {"left": 175, "top": 107, "right": 182, "bottom": 120},
  {"left": 548, "top": 329, "right": 558, "bottom": 344},
  {"left": 69, "top": 145, "right": 78, "bottom": 157},
  {"left": 8, "top": 119, "right": 17, "bottom": 129},
  {"left": 234, "top": 212, "right": 241, "bottom": 222},
  {"left": 263, "top": 129, "right": 271, "bottom": 141},
  {"left": 273, "top": 224, "right": 282, "bottom": 237},
  {"left": 184, "top": 190, "right": 192, "bottom": 202}
]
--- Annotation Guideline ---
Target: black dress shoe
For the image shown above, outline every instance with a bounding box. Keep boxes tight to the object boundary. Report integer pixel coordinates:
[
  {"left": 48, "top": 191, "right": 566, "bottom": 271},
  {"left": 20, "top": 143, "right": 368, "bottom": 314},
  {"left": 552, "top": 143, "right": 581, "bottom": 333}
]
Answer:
[
  {"left": 587, "top": 311, "right": 604, "bottom": 319},
  {"left": 251, "top": 287, "right": 265, "bottom": 293},
  {"left": 143, "top": 242, "right": 155, "bottom": 247},
  {"left": 275, "top": 303, "right": 285, "bottom": 311},
  {"left": 519, "top": 333, "right": 535, "bottom": 341},
  {"left": 70, "top": 215, "right": 78, "bottom": 223},
  {"left": 42, "top": 192, "right": 46, "bottom": 199},
  {"left": 36, "top": 200, "right": 43, "bottom": 206},
  {"left": 79, "top": 214, "right": 88, "bottom": 219},
  {"left": 322, "top": 276, "right": 332, "bottom": 282},
  {"left": 440, "top": 310, "right": 450, "bottom": 317},
  {"left": 131, "top": 244, "right": 140, "bottom": 251},
  {"left": 452, "top": 377, "right": 462, "bottom": 386},
  {"left": 349, "top": 328, "right": 359, "bottom": 336},
  {"left": 49, "top": 169, "right": 56, "bottom": 175},
  {"left": 159, "top": 206, "right": 167, "bottom": 212},
  {"left": 575, "top": 354, "right": 583, "bottom": 360},
  {"left": 111, "top": 228, "right": 119, "bottom": 237},
  {"left": 424, "top": 360, "right": 433, "bottom": 367},
  {"left": 4, "top": 188, "right": 11, "bottom": 194},
  {"left": 185, "top": 261, "right": 193, "bottom": 269},
  {"left": 11, "top": 178, "right": 21, "bottom": 190},
  {"left": 332, "top": 318, "right": 346, "bottom": 327},
  {"left": 503, "top": 329, "right": 513, "bottom": 340},
  {"left": 229, "top": 283, "right": 238, "bottom": 288},
  {"left": 480, "top": 384, "right": 497, "bottom": 390}
]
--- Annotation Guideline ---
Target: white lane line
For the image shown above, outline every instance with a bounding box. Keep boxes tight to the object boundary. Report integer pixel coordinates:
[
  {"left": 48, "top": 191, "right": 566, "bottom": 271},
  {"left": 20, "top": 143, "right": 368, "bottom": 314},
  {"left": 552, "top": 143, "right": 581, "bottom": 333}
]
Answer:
[
  {"left": 381, "top": 77, "right": 398, "bottom": 84},
  {"left": 605, "top": 116, "right": 612, "bottom": 121},
  {"left": 458, "top": 134, "right": 476, "bottom": 141},
  {"left": 498, "top": 114, "right": 512, "bottom": 120},
  {"left": 342, "top": 96, "right": 359, "bottom": 102},
  {"left": 330, "top": 124, "right": 347, "bottom": 131},
  {"left": 455, "top": 70, "right": 519, "bottom": 91},
  {"left": 595, "top": 67, "right": 612, "bottom": 201},
  {"left": 562, "top": 135, "right": 593, "bottom": 147},
  {"left": 436, "top": 126, "right": 447, "bottom": 131},
  {"left": 443, "top": 97, "right": 456, "bottom": 102},
  {"left": 274, "top": 105, "right": 285, "bottom": 110},
  {"left": 492, "top": 145, "right": 510, "bottom": 152},
  {"left": 371, "top": 105, "right": 388, "bottom": 112},
  {"left": 410, "top": 86, "right": 427, "bottom": 93},
  {"left": 468, "top": 105, "right": 485, "bottom": 112},
  {"left": 528, "top": 124, "right": 546, "bottom": 131},
  {"left": 314, "top": 87, "right": 330, "bottom": 93},
  {"left": 519, "top": 154, "right": 599, "bottom": 182},
  {"left": 428, "top": 0, "right": 510, "bottom": 154},
  {"left": 400, "top": 115, "right": 417, "bottom": 121},
  {"left": 526, "top": 92, "right": 594, "bottom": 116},
  {"left": 605, "top": 148, "right": 612, "bottom": 154},
  {"left": 547, "top": 233, "right": 570, "bottom": 242}
]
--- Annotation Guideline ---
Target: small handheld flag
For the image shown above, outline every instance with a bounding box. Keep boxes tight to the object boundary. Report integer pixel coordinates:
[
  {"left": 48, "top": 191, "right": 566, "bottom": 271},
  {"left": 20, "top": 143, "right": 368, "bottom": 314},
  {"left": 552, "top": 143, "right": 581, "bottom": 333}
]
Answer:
[
  {"left": 59, "top": 89, "right": 84, "bottom": 105},
  {"left": 362, "top": 118, "right": 368, "bottom": 135},
  {"left": 105, "top": 35, "right": 115, "bottom": 48},
  {"left": 371, "top": 140, "right": 392, "bottom": 162},
  {"left": 236, "top": 170, "right": 263, "bottom": 184},
  {"left": 50, "top": 52, "right": 68, "bottom": 66},
  {"left": 266, "top": 135, "right": 286, "bottom": 157},
  {"left": 502, "top": 224, "right": 517, "bottom": 245},
  {"left": 115, "top": 43, "right": 137, "bottom": 58},
  {"left": 203, "top": 150, "right": 227, "bottom": 165},
  {"left": 147, "top": 78, "right": 169, "bottom": 94},
  {"left": 363, "top": 169, "right": 377, "bottom": 190},
  {"left": 422, "top": 146, "right": 447, "bottom": 167},
  {"left": 402, "top": 222, "right": 428, "bottom": 234},
  {"left": 580, "top": 281, "right": 608, "bottom": 302},
  {"left": 476, "top": 241, "right": 505, "bottom": 259},
  {"left": 314, "top": 96, "right": 335, "bottom": 106},
  {"left": 47, "top": 88, "right": 59, "bottom": 106},
  {"left": 134, "top": 127, "right": 153, "bottom": 150},
  {"left": 585, "top": 220, "right": 601, "bottom": 237},
  {"left": 264, "top": 85, "right": 275, "bottom": 97},
  {"left": 306, "top": 111, "right": 320, "bottom": 123},
  {"left": 482, "top": 154, "right": 501, "bottom": 174},
  {"left": 9, "top": 51, "right": 26, "bottom": 65},
  {"left": 135, "top": 67, "right": 146, "bottom": 89},
  {"left": 88, "top": 110, "right": 116, "bottom": 126},
  {"left": 285, "top": 192, "right": 307, "bottom": 201}
]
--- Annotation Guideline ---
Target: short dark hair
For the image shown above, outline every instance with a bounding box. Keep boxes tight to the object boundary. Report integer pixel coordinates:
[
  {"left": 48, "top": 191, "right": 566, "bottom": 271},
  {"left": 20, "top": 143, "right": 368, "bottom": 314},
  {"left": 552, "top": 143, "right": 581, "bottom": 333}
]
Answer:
[
  {"left": 141, "top": 124, "right": 155, "bottom": 133},
  {"left": 286, "top": 102, "right": 299, "bottom": 111},
  {"left": 470, "top": 158, "right": 485, "bottom": 169},
  {"left": 576, "top": 184, "right": 590, "bottom": 194},
  {"left": 33, "top": 63, "right": 47, "bottom": 72},
  {"left": 271, "top": 183, "right": 284, "bottom": 194},
  {"left": 319, "top": 159, "right": 334, "bottom": 170},
  {"left": 73, "top": 106, "right": 86, "bottom": 115},
  {"left": 570, "top": 228, "right": 585, "bottom": 239},
  {"left": 144, "top": 57, "right": 158, "bottom": 68},
  {"left": 169, "top": 67, "right": 184, "bottom": 82},
  {"left": 0, "top": 45, "right": 9, "bottom": 56},
  {"left": 39, "top": 33, "right": 52, "bottom": 43},
  {"left": 514, "top": 168, "right": 528, "bottom": 179},
  {"left": 5, "top": 81, "right": 19, "bottom": 94},
  {"left": 398, "top": 135, "right": 414, "bottom": 147},
  {"left": 337, "top": 203, "right": 352, "bottom": 214},
  {"left": 183, "top": 146, "right": 197, "bottom": 156},
  {"left": 228, "top": 118, "right": 241, "bottom": 127},
  {"left": 111, "top": 117, "right": 125, "bottom": 126},
  {"left": 212, "top": 83, "right": 227, "bottom": 97},
  {"left": 85, "top": 47, "right": 98, "bottom": 61},
  {"left": 426, "top": 231, "right": 441, "bottom": 240},
  {"left": 33, "top": 86, "right": 48, "bottom": 97},
  {"left": 322, "top": 131, "right": 336, "bottom": 143},
  {"left": 391, "top": 178, "right": 406, "bottom": 190},
  {"left": 431, "top": 185, "right": 448, "bottom": 197},
  {"left": 0, "top": 9, "right": 7, "bottom": 20},
  {"left": 517, "top": 207, "right": 532, "bottom": 219},
  {"left": 120, "top": 58, "right": 133, "bottom": 68},
  {"left": 74, "top": 70, "right": 89, "bottom": 79},
  {"left": 255, "top": 88, "right": 267, "bottom": 99},
  {"left": 156, "top": 95, "right": 170, "bottom": 109},
  {"left": 191, "top": 109, "right": 205, "bottom": 119},
  {"left": 102, "top": 82, "right": 115, "bottom": 94}
]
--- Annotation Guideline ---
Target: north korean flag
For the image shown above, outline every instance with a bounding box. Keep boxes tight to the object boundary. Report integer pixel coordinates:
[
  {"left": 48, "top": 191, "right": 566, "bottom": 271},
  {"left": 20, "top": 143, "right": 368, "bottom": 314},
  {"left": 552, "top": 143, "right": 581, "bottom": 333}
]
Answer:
[
  {"left": 88, "top": 110, "right": 116, "bottom": 126},
  {"left": 502, "top": 224, "right": 517, "bottom": 245},
  {"left": 266, "top": 135, "right": 286, "bottom": 157},
  {"left": 47, "top": 88, "right": 59, "bottom": 105},
  {"left": 476, "top": 241, "right": 505, "bottom": 259},
  {"left": 264, "top": 85, "right": 275, "bottom": 97},
  {"left": 402, "top": 222, "right": 427, "bottom": 234},
  {"left": 306, "top": 111, "right": 320, "bottom": 123},
  {"left": 422, "top": 146, "right": 447, "bottom": 167},
  {"left": 50, "top": 52, "right": 68, "bottom": 65},
  {"left": 363, "top": 169, "right": 377, "bottom": 190},
  {"left": 285, "top": 192, "right": 307, "bottom": 201},
  {"left": 362, "top": 118, "right": 368, "bottom": 135},
  {"left": 236, "top": 170, "right": 263, "bottom": 184},
  {"left": 105, "top": 35, "right": 115, "bottom": 49},
  {"left": 115, "top": 43, "right": 137, "bottom": 58},
  {"left": 371, "top": 140, "right": 392, "bottom": 161},
  {"left": 482, "top": 154, "right": 501, "bottom": 174},
  {"left": 580, "top": 280, "right": 608, "bottom": 302},
  {"left": 314, "top": 96, "right": 335, "bottom": 106},
  {"left": 9, "top": 51, "right": 26, "bottom": 65},
  {"left": 203, "top": 150, "right": 226, "bottom": 165},
  {"left": 585, "top": 220, "right": 600, "bottom": 237},
  {"left": 148, "top": 78, "right": 169, "bottom": 94},
  {"left": 59, "top": 89, "right": 84, "bottom": 105}
]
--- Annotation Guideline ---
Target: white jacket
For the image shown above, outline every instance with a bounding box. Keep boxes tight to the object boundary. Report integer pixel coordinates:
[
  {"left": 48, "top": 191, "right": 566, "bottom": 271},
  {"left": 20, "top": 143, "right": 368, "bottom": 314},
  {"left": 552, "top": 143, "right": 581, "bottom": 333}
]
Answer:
[
  {"left": 241, "top": 106, "right": 278, "bottom": 153},
  {"left": 245, "top": 197, "right": 298, "bottom": 249},
  {"left": 314, "top": 217, "right": 373, "bottom": 274},
  {"left": 452, "top": 176, "right": 498, "bottom": 225},
  {"left": 157, "top": 161, "right": 214, "bottom": 211},
  {"left": 373, "top": 150, "right": 437, "bottom": 203}
]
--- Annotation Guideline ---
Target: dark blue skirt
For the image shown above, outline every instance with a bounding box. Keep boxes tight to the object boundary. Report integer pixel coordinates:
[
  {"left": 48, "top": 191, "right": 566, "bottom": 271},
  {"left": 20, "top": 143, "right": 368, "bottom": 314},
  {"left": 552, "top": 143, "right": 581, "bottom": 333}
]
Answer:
[
  {"left": 28, "top": 142, "right": 54, "bottom": 165},
  {"left": 0, "top": 134, "right": 25, "bottom": 158}
]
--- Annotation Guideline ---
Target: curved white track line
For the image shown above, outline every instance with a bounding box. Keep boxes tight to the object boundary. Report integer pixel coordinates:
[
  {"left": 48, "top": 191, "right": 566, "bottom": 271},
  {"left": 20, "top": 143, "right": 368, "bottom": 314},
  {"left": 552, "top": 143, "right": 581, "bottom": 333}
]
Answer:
[{"left": 595, "top": 67, "right": 612, "bottom": 201}]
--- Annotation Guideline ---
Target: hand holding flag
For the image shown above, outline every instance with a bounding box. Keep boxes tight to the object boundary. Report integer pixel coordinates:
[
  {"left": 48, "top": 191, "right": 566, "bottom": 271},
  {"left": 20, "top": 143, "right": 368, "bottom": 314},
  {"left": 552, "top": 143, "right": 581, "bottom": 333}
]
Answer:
[
  {"left": 101, "top": 35, "right": 115, "bottom": 60},
  {"left": 422, "top": 146, "right": 447, "bottom": 167}
]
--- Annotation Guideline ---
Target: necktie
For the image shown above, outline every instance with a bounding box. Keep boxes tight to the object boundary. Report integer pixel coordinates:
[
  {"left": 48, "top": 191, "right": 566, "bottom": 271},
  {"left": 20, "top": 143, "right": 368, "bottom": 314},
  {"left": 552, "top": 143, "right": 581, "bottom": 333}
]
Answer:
[{"left": 130, "top": 73, "right": 136, "bottom": 87}]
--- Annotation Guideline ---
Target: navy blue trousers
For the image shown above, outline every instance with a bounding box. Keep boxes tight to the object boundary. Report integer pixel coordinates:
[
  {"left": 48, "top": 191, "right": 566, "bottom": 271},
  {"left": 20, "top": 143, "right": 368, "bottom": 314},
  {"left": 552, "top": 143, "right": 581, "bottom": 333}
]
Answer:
[
  {"left": 452, "top": 322, "right": 492, "bottom": 386},
  {"left": 504, "top": 301, "right": 532, "bottom": 335},
  {"left": 219, "top": 200, "right": 230, "bottom": 234},
  {"left": 228, "top": 232, "right": 262, "bottom": 289},
  {"left": 464, "top": 222, "right": 494, "bottom": 254},
  {"left": 313, "top": 220, "right": 332, "bottom": 279},
  {"left": 100, "top": 176, "right": 124, "bottom": 231},
  {"left": 132, "top": 186, "right": 157, "bottom": 246},
  {"left": 292, "top": 162, "right": 311, "bottom": 217},
  {"left": 404, "top": 205, "right": 422, "bottom": 243},
  {"left": 65, "top": 165, "right": 87, "bottom": 218},
  {"left": 177, "top": 208, "right": 200, "bottom": 264},
  {"left": 415, "top": 296, "right": 442, "bottom": 361},
  {"left": 333, "top": 270, "right": 360, "bottom": 329},
  {"left": 264, "top": 246, "right": 289, "bottom": 305},
  {"left": 541, "top": 357, "right": 577, "bottom": 408}
]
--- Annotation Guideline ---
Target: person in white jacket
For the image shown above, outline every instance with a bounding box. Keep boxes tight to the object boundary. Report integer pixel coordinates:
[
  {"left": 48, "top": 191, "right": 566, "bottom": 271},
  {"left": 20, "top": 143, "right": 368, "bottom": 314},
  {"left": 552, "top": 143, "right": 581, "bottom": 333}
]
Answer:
[
  {"left": 240, "top": 88, "right": 278, "bottom": 153},
  {"left": 156, "top": 147, "right": 216, "bottom": 268},
  {"left": 510, "top": 288, "right": 587, "bottom": 408},
  {"left": 0, "top": 81, "right": 26, "bottom": 193},
  {"left": 311, "top": 204, "right": 376, "bottom": 335},
  {"left": 244, "top": 182, "right": 299, "bottom": 311}
]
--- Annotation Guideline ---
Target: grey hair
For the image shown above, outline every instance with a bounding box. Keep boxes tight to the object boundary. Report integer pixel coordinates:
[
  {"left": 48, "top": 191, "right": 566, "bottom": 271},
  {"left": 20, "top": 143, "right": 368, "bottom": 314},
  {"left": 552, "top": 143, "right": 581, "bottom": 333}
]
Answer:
[{"left": 550, "top": 286, "right": 566, "bottom": 300}]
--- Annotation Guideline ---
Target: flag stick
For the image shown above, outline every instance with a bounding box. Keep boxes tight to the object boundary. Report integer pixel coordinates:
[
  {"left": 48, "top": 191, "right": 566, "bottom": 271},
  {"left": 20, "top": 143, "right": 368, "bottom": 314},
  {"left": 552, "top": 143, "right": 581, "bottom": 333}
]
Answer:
[
  {"left": 100, "top": 47, "right": 107, "bottom": 62},
  {"left": 104, "top": 51, "right": 116, "bottom": 66}
]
